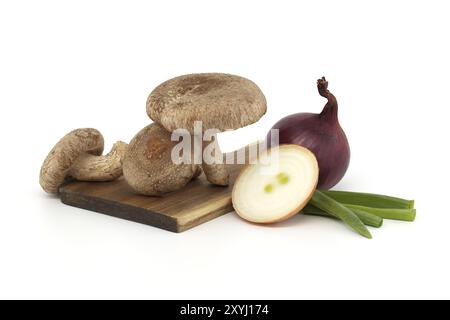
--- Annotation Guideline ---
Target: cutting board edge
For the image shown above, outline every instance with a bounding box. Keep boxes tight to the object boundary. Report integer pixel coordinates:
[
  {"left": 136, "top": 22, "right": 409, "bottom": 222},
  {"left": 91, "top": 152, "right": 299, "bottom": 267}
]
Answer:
[
  {"left": 177, "top": 202, "right": 234, "bottom": 232},
  {"left": 60, "top": 187, "right": 180, "bottom": 233}
]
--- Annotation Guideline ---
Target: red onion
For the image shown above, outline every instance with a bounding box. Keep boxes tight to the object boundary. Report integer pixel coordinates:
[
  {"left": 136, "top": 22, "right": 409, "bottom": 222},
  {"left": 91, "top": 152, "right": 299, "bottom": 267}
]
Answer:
[{"left": 267, "top": 77, "right": 350, "bottom": 190}]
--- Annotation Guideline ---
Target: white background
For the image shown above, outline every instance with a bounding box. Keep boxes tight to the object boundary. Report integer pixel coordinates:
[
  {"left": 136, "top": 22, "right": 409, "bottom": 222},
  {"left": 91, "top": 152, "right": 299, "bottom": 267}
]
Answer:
[{"left": 1, "top": 0, "right": 449, "bottom": 300}]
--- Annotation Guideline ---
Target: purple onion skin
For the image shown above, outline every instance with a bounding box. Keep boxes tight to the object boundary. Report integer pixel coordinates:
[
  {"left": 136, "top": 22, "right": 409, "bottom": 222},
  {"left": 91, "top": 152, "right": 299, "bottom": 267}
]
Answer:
[{"left": 267, "top": 78, "right": 350, "bottom": 190}]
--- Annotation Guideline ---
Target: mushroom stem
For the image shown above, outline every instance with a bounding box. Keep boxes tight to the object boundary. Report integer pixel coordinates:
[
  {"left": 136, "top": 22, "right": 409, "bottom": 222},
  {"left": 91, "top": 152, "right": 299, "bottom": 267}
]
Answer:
[
  {"left": 69, "top": 141, "right": 128, "bottom": 181},
  {"left": 192, "top": 165, "right": 203, "bottom": 180},
  {"left": 201, "top": 137, "right": 229, "bottom": 186}
]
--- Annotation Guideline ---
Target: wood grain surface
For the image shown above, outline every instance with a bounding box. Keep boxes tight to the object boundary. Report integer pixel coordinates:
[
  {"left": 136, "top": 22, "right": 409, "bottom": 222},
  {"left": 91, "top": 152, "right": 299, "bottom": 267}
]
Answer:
[{"left": 59, "top": 157, "right": 248, "bottom": 232}]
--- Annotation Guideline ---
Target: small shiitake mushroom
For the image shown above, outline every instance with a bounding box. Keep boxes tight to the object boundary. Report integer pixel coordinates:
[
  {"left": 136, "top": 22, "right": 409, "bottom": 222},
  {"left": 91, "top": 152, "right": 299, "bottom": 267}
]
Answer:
[
  {"left": 39, "top": 128, "right": 128, "bottom": 194},
  {"left": 122, "top": 123, "right": 201, "bottom": 196}
]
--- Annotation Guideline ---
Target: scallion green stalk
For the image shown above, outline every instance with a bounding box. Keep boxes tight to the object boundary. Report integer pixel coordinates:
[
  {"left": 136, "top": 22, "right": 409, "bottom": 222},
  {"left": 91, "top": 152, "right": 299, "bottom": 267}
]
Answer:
[
  {"left": 322, "top": 190, "right": 414, "bottom": 209},
  {"left": 343, "top": 204, "right": 416, "bottom": 222},
  {"left": 302, "top": 204, "right": 383, "bottom": 228},
  {"left": 310, "top": 191, "right": 372, "bottom": 239}
]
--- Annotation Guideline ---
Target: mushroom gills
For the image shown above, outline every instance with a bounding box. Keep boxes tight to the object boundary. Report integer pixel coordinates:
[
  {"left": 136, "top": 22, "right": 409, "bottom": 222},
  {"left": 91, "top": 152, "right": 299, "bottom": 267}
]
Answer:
[{"left": 232, "top": 145, "right": 319, "bottom": 224}]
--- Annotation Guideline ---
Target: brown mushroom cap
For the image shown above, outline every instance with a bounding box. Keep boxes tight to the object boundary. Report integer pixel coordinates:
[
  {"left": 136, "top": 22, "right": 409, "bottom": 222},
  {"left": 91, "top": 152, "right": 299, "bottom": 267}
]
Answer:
[
  {"left": 39, "top": 128, "right": 104, "bottom": 194},
  {"left": 123, "top": 123, "right": 199, "bottom": 196},
  {"left": 146, "top": 73, "right": 267, "bottom": 133}
]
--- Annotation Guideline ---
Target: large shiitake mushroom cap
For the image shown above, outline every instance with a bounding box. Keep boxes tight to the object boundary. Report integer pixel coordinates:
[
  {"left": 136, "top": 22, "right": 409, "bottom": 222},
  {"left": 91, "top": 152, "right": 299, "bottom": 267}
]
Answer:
[
  {"left": 123, "top": 123, "right": 199, "bottom": 196},
  {"left": 146, "top": 73, "right": 267, "bottom": 133}
]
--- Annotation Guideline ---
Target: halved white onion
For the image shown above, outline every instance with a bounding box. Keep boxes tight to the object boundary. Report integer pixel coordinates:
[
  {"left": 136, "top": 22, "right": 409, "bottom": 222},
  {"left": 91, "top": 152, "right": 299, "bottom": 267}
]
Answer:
[{"left": 232, "top": 145, "right": 319, "bottom": 224}]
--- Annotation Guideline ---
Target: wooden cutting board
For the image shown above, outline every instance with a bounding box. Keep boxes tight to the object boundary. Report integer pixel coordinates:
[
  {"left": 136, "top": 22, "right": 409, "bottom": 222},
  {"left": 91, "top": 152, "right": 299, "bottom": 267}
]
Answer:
[{"left": 59, "top": 152, "right": 248, "bottom": 233}]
